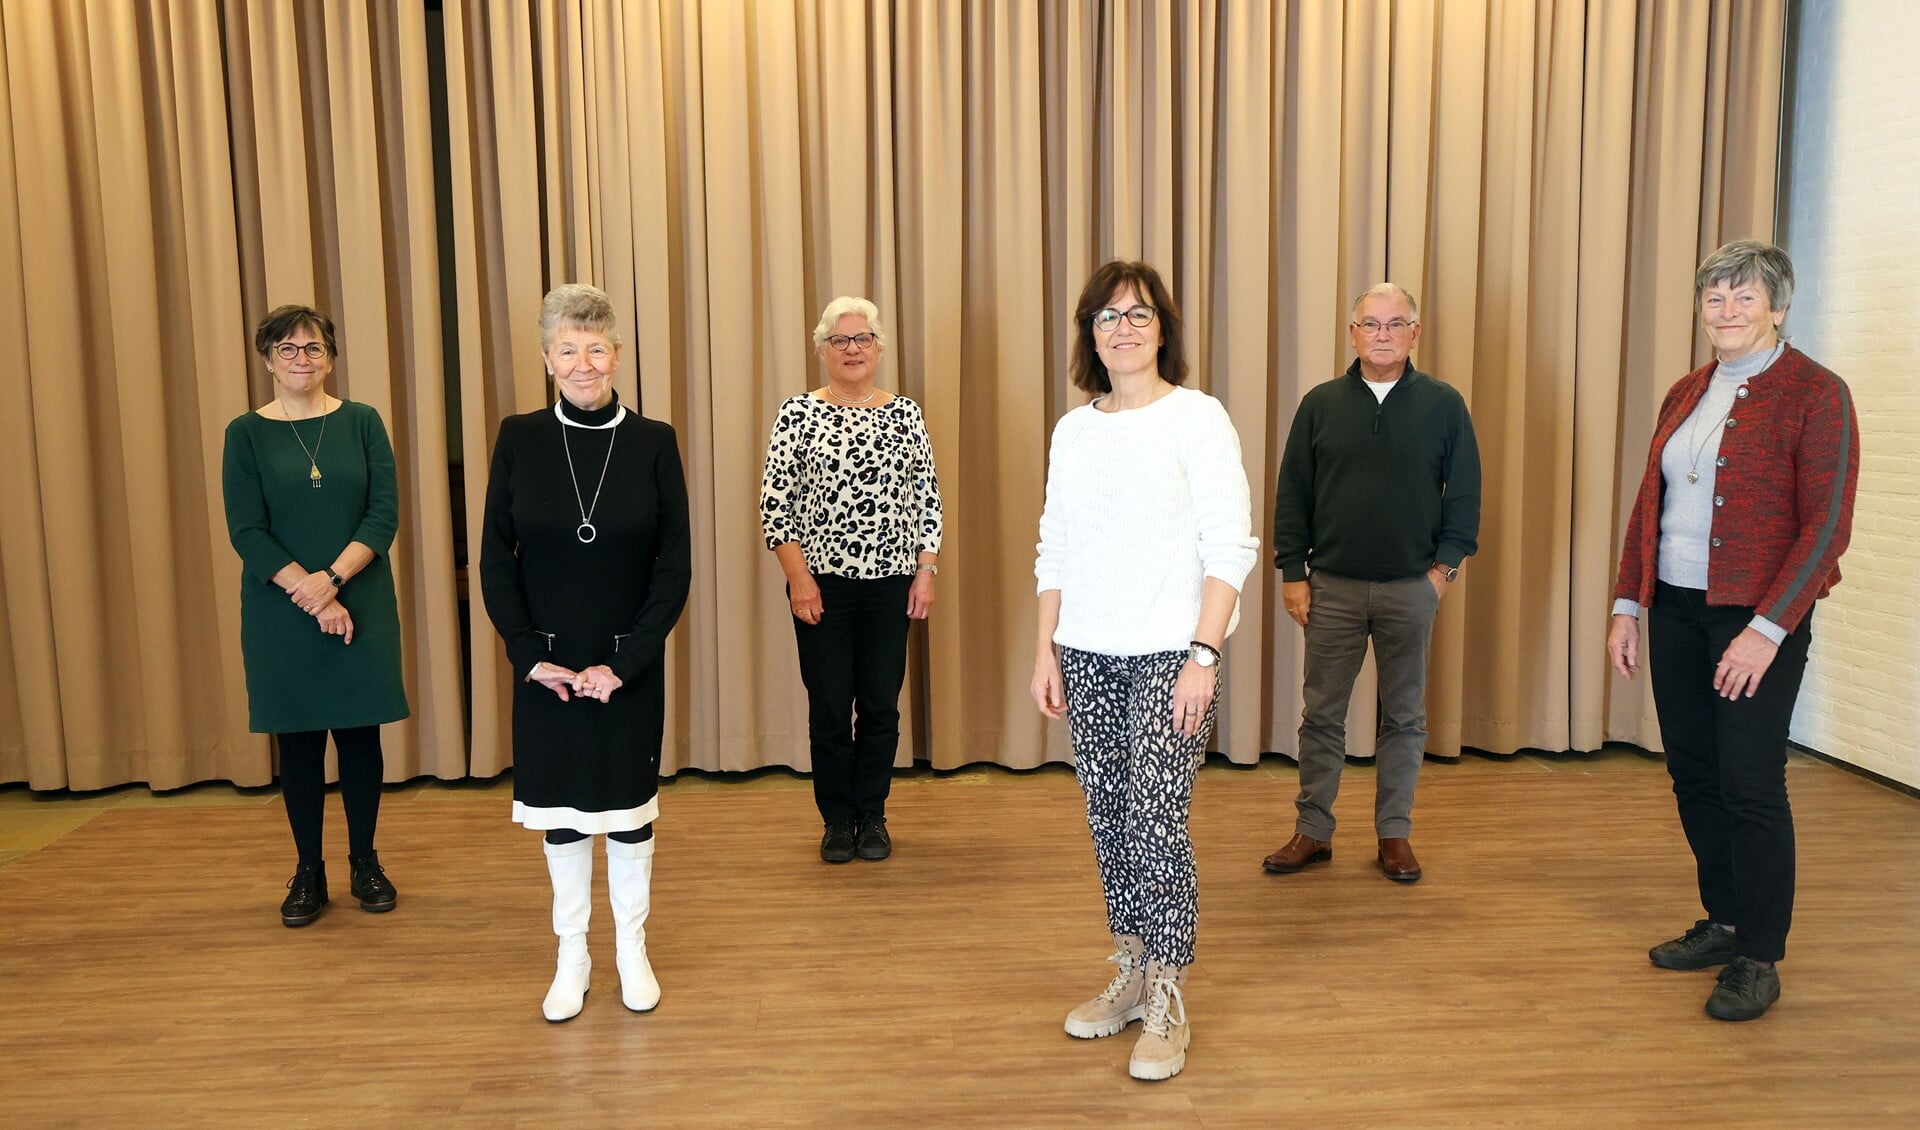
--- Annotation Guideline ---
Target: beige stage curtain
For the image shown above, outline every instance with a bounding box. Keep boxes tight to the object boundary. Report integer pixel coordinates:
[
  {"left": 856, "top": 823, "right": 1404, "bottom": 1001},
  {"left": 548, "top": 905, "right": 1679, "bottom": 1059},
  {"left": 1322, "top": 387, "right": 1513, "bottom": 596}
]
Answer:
[
  {"left": 443, "top": 0, "right": 1784, "bottom": 775},
  {"left": 0, "top": 0, "right": 1783, "bottom": 788},
  {"left": 0, "top": 1, "right": 467, "bottom": 788}
]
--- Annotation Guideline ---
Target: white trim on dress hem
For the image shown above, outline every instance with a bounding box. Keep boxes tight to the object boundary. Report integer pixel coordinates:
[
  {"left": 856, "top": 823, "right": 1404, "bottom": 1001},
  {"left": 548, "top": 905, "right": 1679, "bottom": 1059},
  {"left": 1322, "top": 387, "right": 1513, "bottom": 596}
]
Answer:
[{"left": 513, "top": 796, "right": 659, "bottom": 833}]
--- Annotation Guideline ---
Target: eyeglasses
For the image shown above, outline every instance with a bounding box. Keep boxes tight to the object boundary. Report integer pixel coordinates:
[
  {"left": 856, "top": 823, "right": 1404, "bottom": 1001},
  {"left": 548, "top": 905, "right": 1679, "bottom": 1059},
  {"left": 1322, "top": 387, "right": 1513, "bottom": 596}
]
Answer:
[
  {"left": 825, "top": 333, "right": 878, "bottom": 352},
  {"left": 274, "top": 342, "right": 329, "bottom": 360},
  {"left": 1092, "top": 305, "right": 1158, "bottom": 332},
  {"left": 1352, "top": 319, "right": 1416, "bottom": 336}
]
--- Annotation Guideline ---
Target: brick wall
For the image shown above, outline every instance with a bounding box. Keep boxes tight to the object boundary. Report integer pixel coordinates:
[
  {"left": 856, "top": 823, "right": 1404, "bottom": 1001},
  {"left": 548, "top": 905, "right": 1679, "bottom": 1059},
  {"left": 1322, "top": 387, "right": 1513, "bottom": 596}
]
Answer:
[{"left": 1782, "top": 0, "right": 1920, "bottom": 787}]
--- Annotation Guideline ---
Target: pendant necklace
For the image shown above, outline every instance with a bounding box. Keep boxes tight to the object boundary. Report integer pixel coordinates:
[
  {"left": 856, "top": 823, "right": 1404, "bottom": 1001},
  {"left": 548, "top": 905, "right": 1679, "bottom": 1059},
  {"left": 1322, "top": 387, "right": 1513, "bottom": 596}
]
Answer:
[
  {"left": 1683, "top": 397, "right": 1737, "bottom": 484},
  {"left": 280, "top": 400, "right": 328, "bottom": 488},
  {"left": 560, "top": 415, "right": 618, "bottom": 543}
]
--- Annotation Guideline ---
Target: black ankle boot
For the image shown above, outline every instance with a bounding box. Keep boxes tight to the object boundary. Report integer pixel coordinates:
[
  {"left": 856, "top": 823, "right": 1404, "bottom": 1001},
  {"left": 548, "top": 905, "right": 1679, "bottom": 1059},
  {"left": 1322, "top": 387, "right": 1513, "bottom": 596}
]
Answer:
[
  {"left": 281, "top": 862, "right": 329, "bottom": 927},
  {"left": 349, "top": 851, "right": 397, "bottom": 913}
]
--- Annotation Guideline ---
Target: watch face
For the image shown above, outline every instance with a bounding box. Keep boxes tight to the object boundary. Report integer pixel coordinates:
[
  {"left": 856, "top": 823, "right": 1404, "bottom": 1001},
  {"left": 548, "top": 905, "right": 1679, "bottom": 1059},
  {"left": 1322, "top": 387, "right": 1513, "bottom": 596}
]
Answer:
[{"left": 1191, "top": 648, "right": 1216, "bottom": 667}]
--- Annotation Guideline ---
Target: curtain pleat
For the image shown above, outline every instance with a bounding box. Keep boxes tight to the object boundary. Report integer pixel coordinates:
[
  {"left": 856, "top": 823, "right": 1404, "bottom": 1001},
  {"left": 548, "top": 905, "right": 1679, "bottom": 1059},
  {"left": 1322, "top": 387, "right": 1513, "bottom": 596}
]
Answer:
[{"left": 0, "top": 0, "right": 1788, "bottom": 787}]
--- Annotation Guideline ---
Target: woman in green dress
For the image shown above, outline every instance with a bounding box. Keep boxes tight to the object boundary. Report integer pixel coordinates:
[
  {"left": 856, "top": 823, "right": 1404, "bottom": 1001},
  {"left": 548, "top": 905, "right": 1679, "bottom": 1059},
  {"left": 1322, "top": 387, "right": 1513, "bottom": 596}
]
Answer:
[{"left": 222, "top": 305, "right": 410, "bottom": 927}]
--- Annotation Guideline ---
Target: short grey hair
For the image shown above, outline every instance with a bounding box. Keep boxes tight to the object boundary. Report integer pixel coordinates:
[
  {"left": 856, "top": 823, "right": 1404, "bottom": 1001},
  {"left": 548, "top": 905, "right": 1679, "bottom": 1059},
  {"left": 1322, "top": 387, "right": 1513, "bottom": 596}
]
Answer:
[
  {"left": 1695, "top": 240, "right": 1794, "bottom": 313},
  {"left": 811, "top": 295, "right": 888, "bottom": 350},
  {"left": 1350, "top": 282, "right": 1419, "bottom": 321},
  {"left": 540, "top": 283, "right": 622, "bottom": 349}
]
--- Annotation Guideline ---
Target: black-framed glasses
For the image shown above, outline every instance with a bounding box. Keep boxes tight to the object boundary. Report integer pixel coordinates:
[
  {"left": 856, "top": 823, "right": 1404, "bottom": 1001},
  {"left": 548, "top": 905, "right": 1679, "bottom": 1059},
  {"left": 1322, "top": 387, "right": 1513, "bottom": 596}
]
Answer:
[
  {"left": 1352, "top": 318, "right": 1416, "bottom": 336},
  {"left": 825, "top": 333, "right": 878, "bottom": 352},
  {"left": 274, "top": 342, "right": 329, "bottom": 360},
  {"left": 1092, "top": 305, "right": 1157, "bottom": 332}
]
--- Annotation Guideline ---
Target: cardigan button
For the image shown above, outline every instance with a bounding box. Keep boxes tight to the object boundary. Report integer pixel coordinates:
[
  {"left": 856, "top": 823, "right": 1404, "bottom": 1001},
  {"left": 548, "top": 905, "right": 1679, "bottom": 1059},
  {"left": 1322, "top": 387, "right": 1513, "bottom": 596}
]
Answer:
[
  {"left": 1713, "top": 495, "right": 1725, "bottom": 506},
  {"left": 1711, "top": 537, "right": 1723, "bottom": 548},
  {"left": 1716, "top": 455, "right": 1728, "bottom": 467},
  {"left": 1736, "top": 386, "right": 1750, "bottom": 399},
  {"left": 1725, "top": 418, "right": 1736, "bottom": 428}
]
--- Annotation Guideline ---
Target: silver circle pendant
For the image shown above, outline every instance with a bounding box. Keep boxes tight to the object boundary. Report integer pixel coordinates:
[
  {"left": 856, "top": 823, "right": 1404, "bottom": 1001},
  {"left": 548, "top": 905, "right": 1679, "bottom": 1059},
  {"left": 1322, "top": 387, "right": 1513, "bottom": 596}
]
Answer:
[{"left": 576, "top": 522, "right": 597, "bottom": 544}]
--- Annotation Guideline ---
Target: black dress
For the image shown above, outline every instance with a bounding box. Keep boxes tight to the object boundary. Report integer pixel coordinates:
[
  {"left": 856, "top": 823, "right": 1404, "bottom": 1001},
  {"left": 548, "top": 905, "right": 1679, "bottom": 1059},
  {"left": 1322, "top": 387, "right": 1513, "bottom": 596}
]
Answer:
[{"left": 479, "top": 393, "right": 691, "bottom": 833}]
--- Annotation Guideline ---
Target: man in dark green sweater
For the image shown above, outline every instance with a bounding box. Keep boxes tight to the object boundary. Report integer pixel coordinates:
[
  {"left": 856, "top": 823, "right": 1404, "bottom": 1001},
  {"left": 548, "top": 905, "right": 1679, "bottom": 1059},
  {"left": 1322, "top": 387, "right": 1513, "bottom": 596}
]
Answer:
[{"left": 1262, "top": 283, "right": 1481, "bottom": 883}]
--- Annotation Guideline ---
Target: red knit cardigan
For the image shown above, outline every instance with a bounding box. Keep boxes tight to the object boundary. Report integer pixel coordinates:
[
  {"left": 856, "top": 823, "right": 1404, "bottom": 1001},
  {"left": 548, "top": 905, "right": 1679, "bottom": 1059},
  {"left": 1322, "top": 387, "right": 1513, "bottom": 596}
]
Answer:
[{"left": 1614, "top": 345, "right": 1858, "bottom": 633}]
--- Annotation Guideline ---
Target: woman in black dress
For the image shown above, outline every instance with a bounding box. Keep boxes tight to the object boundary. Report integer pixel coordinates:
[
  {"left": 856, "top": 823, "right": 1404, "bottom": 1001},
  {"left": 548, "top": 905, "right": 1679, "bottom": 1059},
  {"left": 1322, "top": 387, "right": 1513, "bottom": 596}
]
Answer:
[
  {"left": 222, "top": 305, "right": 408, "bottom": 927},
  {"left": 480, "top": 284, "right": 692, "bottom": 1022}
]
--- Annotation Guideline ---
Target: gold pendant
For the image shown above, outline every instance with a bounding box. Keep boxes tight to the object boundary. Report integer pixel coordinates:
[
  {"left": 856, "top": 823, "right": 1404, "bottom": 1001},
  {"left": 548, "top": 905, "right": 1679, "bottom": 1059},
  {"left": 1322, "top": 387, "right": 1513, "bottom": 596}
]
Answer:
[{"left": 310, "top": 463, "right": 323, "bottom": 488}]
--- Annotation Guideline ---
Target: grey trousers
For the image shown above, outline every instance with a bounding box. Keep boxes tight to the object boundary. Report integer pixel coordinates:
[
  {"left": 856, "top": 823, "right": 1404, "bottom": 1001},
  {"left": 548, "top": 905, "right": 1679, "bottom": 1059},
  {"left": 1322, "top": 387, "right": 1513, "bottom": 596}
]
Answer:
[{"left": 1294, "top": 570, "right": 1441, "bottom": 839}]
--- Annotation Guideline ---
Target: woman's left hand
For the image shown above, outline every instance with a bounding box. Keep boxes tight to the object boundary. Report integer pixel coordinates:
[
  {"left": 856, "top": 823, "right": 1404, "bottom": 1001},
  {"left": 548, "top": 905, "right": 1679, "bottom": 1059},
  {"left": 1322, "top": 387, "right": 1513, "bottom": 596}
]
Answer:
[
  {"left": 1714, "top": 628, "right": 1780, "bottom": 700},
  {"left": 907, "top": 572, "right": 935, "bottom": 619},
  {"left": 289, "top": 569, "right": 336, "bottom": 614},
  {"left": 571, "top": 664, "right": 624, "bottom": 703},
  {"left": 1171, "top": 660, "right": 1216, "bottom": 738}
]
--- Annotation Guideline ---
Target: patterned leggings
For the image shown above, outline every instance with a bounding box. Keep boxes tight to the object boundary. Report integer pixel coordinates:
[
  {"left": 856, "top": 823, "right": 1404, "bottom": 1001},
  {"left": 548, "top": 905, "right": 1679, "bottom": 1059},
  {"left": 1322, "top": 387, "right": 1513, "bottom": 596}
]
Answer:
[{"left": 1059, "top": 647, "right": 1215, "bottom": 967}]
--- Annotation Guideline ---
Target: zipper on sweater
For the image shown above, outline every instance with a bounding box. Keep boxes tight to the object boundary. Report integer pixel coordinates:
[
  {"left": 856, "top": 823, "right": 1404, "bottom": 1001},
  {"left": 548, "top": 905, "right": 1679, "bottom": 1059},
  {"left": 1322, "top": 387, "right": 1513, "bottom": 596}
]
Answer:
[{"left": 1372, "top": 405, "right": 1383, "bottom": 434}]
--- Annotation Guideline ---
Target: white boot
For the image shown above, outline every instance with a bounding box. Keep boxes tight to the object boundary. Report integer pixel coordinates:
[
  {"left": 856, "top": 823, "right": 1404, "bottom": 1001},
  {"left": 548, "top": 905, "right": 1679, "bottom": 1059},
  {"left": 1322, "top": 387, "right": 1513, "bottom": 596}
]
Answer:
[
  {"left": 606, "top": 835, "right": 661, "bottom": 1012},
  {"left": 541, "top": 838, "right": 593, "bottom": 1022}
]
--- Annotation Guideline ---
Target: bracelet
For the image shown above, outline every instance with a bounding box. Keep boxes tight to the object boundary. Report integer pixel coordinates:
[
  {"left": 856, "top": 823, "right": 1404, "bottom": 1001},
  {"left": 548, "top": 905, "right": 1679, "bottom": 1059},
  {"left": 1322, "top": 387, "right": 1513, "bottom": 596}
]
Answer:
[{"left": 915, "top": 562, "right": 939, "bottom": 575}]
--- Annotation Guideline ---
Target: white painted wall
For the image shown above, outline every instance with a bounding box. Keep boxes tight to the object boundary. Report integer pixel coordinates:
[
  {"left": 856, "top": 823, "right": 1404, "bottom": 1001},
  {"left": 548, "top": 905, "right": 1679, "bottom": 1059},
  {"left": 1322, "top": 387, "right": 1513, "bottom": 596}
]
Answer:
[{"left": 1781, "top": 0, "right": 1920, "bottom": 787}]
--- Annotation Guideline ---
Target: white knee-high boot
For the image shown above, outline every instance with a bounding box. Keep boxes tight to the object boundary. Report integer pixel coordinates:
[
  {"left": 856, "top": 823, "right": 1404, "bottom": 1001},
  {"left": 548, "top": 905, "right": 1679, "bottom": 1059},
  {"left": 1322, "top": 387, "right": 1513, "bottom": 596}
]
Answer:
[
  {"left": 542, "top": 838, "right": 593, "bottom": 1022},
  {"left": 605, "top": 836, "right": 661, "bottom": 1012}
]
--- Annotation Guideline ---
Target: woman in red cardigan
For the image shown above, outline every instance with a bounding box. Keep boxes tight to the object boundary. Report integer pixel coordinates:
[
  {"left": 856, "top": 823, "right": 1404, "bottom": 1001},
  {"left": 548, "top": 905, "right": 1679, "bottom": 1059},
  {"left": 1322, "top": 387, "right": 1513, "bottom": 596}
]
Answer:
[{"left": 1608, "top": 240, "right": 1859, "bottom": 1022}]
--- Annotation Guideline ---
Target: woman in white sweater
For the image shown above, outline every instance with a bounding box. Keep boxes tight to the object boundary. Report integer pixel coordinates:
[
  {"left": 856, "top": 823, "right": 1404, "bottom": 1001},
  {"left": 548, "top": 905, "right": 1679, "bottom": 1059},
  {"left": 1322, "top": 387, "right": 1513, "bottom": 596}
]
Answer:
[{"left": 1031, "top": 260, "right": 1258, "bottom": 1081}]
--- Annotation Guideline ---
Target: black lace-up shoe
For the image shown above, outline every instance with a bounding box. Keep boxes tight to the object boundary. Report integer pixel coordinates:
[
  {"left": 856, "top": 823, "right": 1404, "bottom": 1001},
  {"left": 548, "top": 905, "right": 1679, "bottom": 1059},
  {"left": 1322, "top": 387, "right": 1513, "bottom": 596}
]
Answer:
[
  {"left": 1649, "top": 919, "right": 1738, "bottom": 970},
  {"left": 855, "top": 817, "right": 892, "bottom": 861},
  {"left": 281, "top": 862, "right": 329, "bottom": 927},
  {"left": 820, "top": 823, "right": 857, "bottom": 864},
  {"left": 349, "top": 852, "right": 397, "bottom": 912},
  {"left": 1706, "top": 956, "right": 1781, "bottom": 1021}
]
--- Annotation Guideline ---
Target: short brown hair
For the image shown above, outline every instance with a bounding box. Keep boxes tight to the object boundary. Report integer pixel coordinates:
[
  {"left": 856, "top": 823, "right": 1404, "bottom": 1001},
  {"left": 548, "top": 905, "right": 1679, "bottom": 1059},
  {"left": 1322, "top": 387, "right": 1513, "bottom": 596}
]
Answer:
[
  {"left": 1069, "top": 260, "right": 1187, "bottom": 394},
  {"left": 254, "top": 304, "right": 338, "bottom": 358}
]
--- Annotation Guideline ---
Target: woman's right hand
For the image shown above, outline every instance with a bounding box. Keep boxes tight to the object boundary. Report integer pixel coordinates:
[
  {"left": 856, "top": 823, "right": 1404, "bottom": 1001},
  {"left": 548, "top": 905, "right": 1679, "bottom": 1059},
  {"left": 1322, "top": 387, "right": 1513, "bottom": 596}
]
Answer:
[
  {"left": 789, "top": 573, "right": 824, "bottom": 625},
  {"left": 529, "top": 661, "right": 579, "bottom": 702},
  {"left": 1607, "top": 614, "right": 1640, "bottom": 678},
  {"left": 1031, "top": 650, "right": 1067, "bottom": 720},
  {"left": 315, "top": 601, "right": 355, "bottom": 644}
]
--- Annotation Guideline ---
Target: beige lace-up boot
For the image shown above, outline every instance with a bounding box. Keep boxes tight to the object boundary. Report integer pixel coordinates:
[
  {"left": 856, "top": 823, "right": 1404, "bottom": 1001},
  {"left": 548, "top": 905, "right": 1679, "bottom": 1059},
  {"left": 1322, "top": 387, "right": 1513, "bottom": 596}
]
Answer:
[
  {"left": 1127, "top": 961, "right": 1189, "bottom": 1080},
  {"left": 1064, "top": 933, "right": 1147, "bottom": 1038}
]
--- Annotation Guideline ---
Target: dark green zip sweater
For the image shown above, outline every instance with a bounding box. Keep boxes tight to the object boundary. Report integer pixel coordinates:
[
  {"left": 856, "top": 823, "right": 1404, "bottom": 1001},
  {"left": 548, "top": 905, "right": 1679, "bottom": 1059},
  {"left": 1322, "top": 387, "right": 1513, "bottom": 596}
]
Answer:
[{"left": 1272, "top": 360, "right": 1481, "bottom": 582}]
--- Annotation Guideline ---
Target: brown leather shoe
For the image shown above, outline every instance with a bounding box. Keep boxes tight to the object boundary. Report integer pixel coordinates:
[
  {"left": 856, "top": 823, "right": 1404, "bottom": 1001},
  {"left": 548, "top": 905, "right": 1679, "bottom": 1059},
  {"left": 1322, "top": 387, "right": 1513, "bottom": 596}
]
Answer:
[
  {"left": 1261, "top": 833, "right": 1332, "bottom": 874},
  {"left": 1377, "top": 837, "right": 1421, "bottom": 882}
]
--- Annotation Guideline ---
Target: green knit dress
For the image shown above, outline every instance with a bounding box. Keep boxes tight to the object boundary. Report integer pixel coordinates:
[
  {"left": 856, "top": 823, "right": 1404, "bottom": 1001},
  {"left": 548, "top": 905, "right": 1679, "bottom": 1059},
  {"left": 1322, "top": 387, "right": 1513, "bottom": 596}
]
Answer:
[{"left": 222, "top": 400, "right": 409, "bottom": 734}]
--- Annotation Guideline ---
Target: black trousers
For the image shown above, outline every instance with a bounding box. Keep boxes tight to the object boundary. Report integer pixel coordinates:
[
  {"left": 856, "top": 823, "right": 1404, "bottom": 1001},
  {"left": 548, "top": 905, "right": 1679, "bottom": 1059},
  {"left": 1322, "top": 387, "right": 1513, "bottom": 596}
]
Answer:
[
  {"left": 792, "top": 572, "right": 912, "bottom": 826},
  {"left": 1648, "top": 582, "right": 1813, "bottom": 963},
  {"left": 277, "top": 725, "right": 385, "bottom": 865}
]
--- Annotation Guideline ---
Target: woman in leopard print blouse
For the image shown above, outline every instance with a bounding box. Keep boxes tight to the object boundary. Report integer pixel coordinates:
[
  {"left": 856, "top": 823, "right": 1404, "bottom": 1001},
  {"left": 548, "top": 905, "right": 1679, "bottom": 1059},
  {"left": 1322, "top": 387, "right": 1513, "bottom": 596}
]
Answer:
[{"left": 759, "top": 296, "right": 943, "bottom": 864}]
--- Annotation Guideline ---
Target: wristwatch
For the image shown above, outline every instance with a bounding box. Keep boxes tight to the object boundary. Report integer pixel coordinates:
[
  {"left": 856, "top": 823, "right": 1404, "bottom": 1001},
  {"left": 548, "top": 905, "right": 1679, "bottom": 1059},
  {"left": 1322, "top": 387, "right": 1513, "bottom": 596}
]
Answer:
[
  {"left": 1430, "top": 563, "right": 1458, "bottom": 583},
  {"left": 324, "top": 567, "right": 345, "bottom": 588},
  {"left": 1188, "top": 641, "right": 1222, "bottom": 669},
  {"left": 915, "top": 562, "right": 939, "bottom": 575}
]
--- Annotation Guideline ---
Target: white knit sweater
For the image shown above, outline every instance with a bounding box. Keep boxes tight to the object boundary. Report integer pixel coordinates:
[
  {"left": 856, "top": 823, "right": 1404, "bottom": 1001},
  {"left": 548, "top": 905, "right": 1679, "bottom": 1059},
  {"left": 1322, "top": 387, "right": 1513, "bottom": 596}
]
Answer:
[{"left": 1035, "top": 386, "right": 1260, "bottom": 655}]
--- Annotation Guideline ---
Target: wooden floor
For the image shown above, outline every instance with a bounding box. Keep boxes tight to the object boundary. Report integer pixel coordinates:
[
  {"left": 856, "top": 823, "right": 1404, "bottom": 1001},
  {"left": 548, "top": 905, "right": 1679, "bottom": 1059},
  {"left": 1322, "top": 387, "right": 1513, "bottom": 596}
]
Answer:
[{"left": 2, "top": 750, "right": 1917, "bottom": 1128}]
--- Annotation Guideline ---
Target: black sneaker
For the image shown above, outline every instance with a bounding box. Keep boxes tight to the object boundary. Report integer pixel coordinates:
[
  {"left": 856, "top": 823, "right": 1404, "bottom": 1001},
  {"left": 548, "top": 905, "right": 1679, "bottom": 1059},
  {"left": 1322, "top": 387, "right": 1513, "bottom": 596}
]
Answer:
[
  {"left": 820, "top": 823, "right": 857, "bottom": 864},
  {"left": 280, "top": 861, "right": 329, "bottom": 927},
  {"left": 855, "top": 818, "right": 892, "bottom": 861},
  {"left": 1705, "top": 956, "right": 1781, "bottom": 1021},
  {"left": 349, "top": 851, "right": 397, "bottom": 912},
  {"left": 1649, "top": 919, "right": 1737, "bottom": 970}
]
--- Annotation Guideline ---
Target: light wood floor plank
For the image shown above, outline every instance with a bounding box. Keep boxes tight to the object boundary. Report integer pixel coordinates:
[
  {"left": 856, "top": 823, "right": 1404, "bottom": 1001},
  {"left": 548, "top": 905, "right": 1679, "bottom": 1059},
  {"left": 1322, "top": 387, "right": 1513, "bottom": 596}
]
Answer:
[{"left": 1, "top": 753, "right": 1916, "bottom": 1127}]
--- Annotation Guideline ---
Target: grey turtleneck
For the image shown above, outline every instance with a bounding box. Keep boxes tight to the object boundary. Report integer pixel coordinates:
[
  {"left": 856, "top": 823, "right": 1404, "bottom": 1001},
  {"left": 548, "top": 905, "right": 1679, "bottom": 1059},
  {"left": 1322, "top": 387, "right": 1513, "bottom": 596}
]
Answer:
[{"left": 1612, "top": 341, "right": 1789, "bottom": 644}]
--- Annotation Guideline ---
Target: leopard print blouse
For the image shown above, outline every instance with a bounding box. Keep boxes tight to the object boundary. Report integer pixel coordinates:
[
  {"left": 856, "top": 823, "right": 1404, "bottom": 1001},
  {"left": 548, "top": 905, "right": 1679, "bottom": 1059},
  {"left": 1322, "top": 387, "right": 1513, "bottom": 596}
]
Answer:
[{"left": 759, "top": 393, "right": 944, "bottom": 579}]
